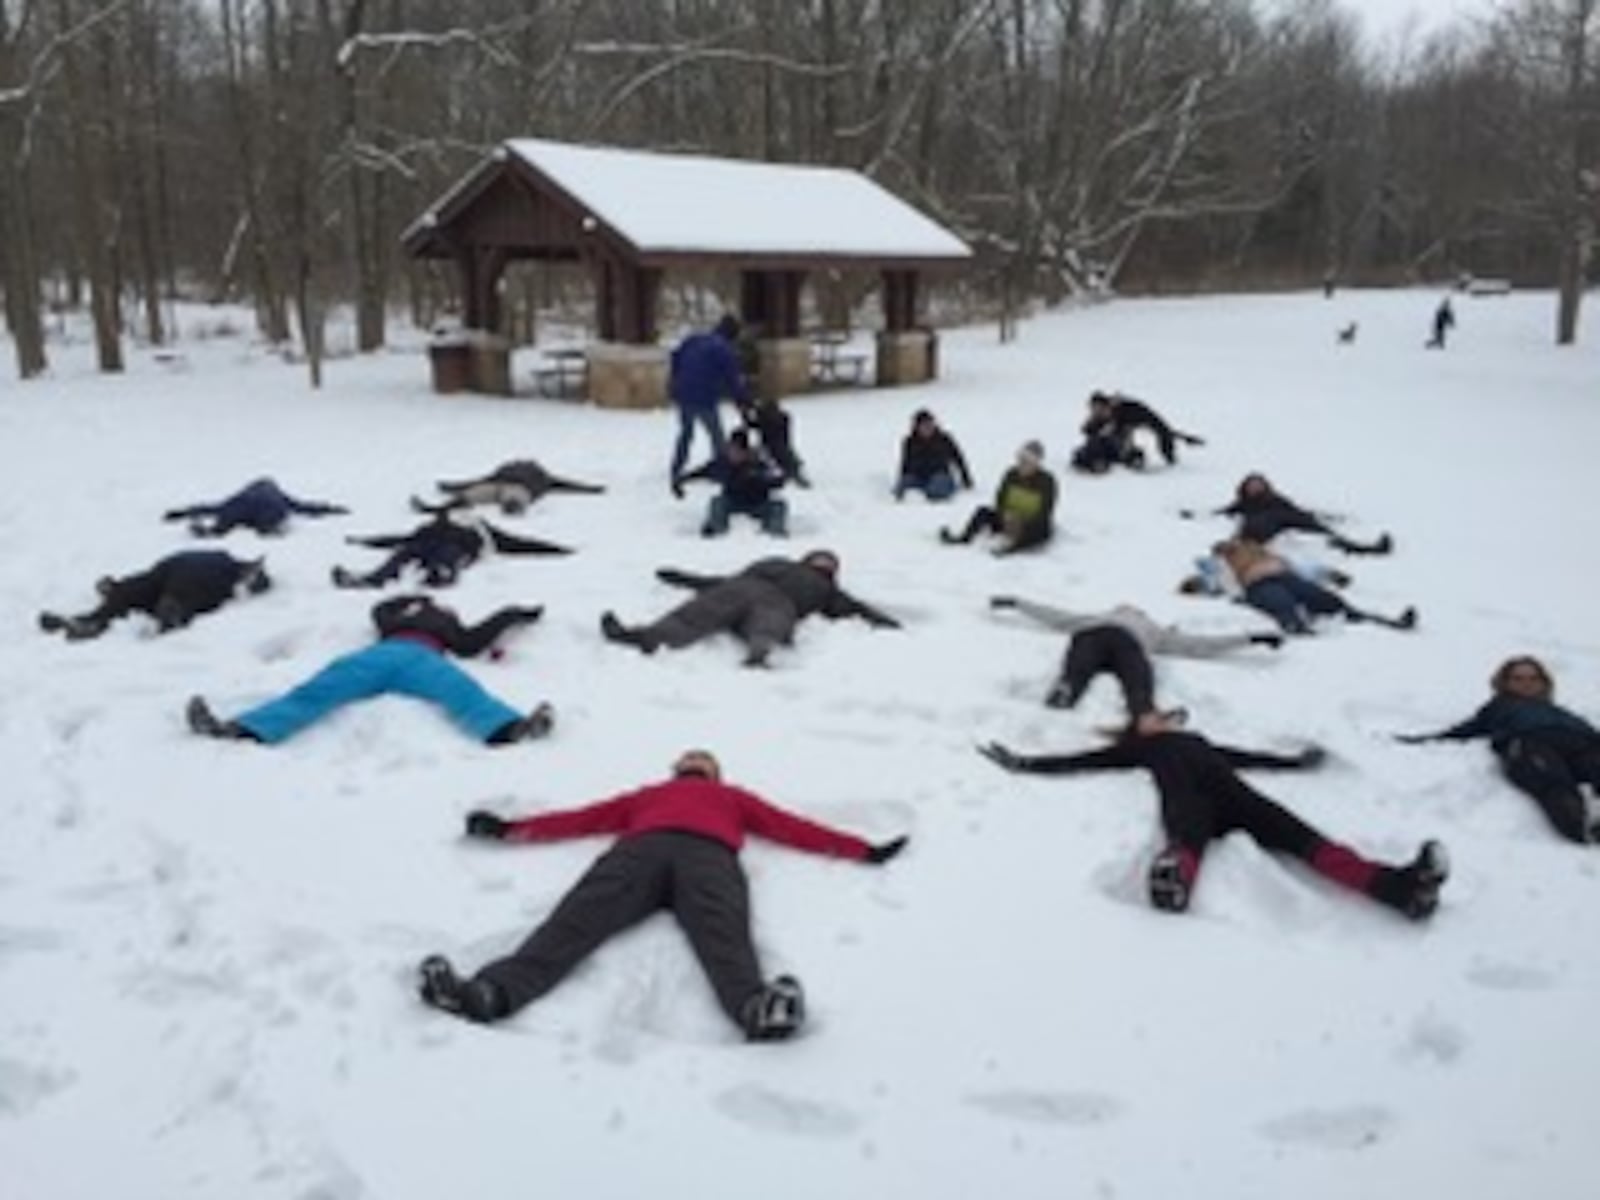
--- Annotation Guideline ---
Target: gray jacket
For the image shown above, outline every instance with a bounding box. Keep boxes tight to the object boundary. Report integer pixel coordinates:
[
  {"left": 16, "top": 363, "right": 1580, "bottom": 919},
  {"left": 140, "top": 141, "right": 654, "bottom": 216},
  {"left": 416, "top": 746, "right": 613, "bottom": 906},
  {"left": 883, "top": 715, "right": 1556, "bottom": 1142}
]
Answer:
[{"left": 1010, "top": 599, "right": 1253, "bottom": 658}]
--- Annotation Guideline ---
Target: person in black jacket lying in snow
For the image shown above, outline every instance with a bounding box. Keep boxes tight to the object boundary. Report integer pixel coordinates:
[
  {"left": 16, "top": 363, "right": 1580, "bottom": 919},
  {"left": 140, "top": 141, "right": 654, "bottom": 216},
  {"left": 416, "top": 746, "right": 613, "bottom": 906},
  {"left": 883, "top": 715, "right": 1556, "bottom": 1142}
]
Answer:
[{"left": 330, "top": 511, "right": 570, "bottom": 589}]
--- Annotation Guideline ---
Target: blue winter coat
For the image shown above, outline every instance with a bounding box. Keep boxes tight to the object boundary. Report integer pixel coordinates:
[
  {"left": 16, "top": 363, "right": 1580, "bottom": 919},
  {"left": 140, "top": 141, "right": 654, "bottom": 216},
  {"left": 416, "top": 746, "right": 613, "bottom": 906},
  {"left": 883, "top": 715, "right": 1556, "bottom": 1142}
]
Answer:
[{"left": 670, "top": 332, "right": 747, "bottom": 412}]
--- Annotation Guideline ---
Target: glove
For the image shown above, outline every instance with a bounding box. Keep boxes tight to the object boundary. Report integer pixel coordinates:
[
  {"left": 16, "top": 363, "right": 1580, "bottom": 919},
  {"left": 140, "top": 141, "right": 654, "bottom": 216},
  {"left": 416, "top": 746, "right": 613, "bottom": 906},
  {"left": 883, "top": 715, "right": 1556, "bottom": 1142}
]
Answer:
[
  {"left": 1250, "top": 632, "right": 1284, "bottom": 649},
  {"left": 1392, "top": 733, "right": 1430, "bottom": 746},
  {"left": 864, "top": 835, "right": 909, "bottom": 865},
  {"left": 1296, "top": 745, "right": 1327, "bottom": 768},
  {"left": 989, "top": 595, "right": 1018, "bottom": 610},
  {"left": 977, "top": 742, "right": 1023, "bottom": 771},
  {"left": 514, "top": 605, "right": 545, "bottom": 623},
  {"left": 464, "top": 810, "right": 510, "bottom": 840}
]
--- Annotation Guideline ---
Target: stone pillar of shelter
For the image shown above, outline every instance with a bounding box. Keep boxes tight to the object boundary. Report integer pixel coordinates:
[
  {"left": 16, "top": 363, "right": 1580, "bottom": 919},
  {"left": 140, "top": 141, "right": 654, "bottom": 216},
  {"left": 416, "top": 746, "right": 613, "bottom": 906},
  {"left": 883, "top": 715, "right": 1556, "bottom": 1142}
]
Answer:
[
  {"left": 876, "top": 269, "right": 935, "bottom": 385},
  {"left": 756, "top": 339, "right": 811, "bottom": 401},
  {"left": 742, "top": 269, "right": 807, "bottom": 400},
  {"left": 587, "top": 341, "right": 669, "bottom": 410}
]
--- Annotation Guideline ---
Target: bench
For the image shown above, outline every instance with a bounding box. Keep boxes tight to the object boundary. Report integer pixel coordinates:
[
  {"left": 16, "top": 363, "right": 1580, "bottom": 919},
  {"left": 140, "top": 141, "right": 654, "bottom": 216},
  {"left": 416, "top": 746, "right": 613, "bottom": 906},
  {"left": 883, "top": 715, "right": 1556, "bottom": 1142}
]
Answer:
[
  {"left": 1464, "top": 277, "right": 1512, "bottom": 297},
  {"left": 533, "top": 349, "right": 588, "bottom": 398},
  {"left": 809, "top": 332, "right": 870, "bottom": 386}
]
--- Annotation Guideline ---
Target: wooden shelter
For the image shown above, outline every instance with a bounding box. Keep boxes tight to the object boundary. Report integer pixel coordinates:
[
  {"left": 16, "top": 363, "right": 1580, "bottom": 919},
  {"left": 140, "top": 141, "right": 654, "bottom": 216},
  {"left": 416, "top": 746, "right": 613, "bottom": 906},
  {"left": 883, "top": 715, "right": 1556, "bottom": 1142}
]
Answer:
[{"left": 402, "top": 138, "right": 972, "bottom": 405}]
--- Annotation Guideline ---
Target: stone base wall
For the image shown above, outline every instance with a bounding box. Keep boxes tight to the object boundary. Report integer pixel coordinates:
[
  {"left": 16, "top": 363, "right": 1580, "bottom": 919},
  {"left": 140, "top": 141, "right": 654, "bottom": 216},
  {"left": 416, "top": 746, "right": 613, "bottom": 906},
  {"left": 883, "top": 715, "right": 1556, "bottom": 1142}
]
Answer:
[
  {"left": 875, "top": 329, "right": 937, "bottom": 387},
  {"left": 757, "top": 337, "right": 812, "bottom": 401},
  {"left": 588, "top": 342, "right": 670, "bottom": 409}
]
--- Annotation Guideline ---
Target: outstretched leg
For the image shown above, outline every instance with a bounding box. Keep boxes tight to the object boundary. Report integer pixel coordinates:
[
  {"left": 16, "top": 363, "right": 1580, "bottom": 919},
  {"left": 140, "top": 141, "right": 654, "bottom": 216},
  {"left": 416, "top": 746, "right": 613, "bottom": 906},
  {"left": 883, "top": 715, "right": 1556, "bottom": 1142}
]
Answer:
[
  {"left": 1052, "top": 625, "right": 1155, "bottom": 715},
  {"left": 1497, "top": 735, "right": 1593, "bottom": 844},
  {"left": 667, "top": 835, "right": 767, "bottom": 1030}
]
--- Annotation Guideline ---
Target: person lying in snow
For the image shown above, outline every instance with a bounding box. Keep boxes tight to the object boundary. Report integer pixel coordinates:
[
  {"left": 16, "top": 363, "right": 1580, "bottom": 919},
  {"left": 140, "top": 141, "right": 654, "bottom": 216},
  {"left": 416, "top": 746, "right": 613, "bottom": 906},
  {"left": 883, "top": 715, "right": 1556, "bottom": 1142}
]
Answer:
[
  {"left": 989, "top": 596, "right": 1282, "bottom": 716},
  {"left": 163, "top": 476, "right": 349, "bottom": 536},
  {"left": 330, "top": 510, "right": 570, "bottom": 589},
  {"left": 1182, "top": 472, "right": 1392, "bottom": 555},
  {"left": 674, "top": 428, "right": 789, "bottom": 537},
  {"left": 1071, "top": 391, "right": 1205, "bottom": 473},
  {"left": 980, "top": 710, "right": 1449, "bottom": 919},
  {"left": 410, "top": 459, "right": 605, "bottom": 517},
  {"left": 940, "top": 439, "right": 1056, "bottom": 555},
  {"left": 416, "top": 748, "right": 908, "bottom": 1039},
  {"left": 1197, "top": 539, "right": 1416, "bottom": 635},
  {"left": 1178, "top": 546, "right": 1352, "bottom": 598},
  {"left": 599, "top": 549, "right": 900, "bottom": 668},
  {"left": 1396, "top": 655, "right": 1600, "bottom": 845},
  {"left": 185, "top": 594, "right": 552, "bottom": 746},
  {"left": 895, "top": 408, "right": 972, "bottom": 501},
  {"left": 39, "top": 551, "right": 270, "bottom": 641}
]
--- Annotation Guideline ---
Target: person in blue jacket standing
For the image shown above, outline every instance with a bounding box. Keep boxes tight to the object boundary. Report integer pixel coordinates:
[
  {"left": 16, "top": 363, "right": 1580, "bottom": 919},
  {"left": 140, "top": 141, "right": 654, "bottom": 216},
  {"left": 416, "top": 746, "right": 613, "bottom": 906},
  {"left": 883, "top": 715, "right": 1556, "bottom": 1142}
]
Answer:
[
  {"left": 1397, "top": 655, "right": 1600, "bottom": 844},
  {"left": 670, "top": 314, "right": 749, "bottom": 492},
  {"left": 185, "top": 595, "right": 554, "bottom": 746}
]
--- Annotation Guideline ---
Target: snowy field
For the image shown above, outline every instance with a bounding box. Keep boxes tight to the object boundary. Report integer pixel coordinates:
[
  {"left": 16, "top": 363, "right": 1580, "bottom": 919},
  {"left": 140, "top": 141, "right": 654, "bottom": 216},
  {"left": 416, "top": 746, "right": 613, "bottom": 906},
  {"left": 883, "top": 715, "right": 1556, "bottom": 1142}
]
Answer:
[{"left": 2, "top": 289, "right": 1596, "bottom": 1200}]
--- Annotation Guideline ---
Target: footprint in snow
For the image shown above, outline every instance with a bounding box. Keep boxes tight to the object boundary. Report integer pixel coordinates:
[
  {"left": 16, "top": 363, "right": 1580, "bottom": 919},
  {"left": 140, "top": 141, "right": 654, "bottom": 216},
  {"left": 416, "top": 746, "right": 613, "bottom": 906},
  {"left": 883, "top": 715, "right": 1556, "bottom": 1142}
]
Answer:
[
  {"left": 1465, "top": 961, "right": 1555, "bottom": 991},
  {"left": 964, "top": 1089, "right": 1123, "bottom": 1127},
  {"left": 1259, "top": 1105, "right": 1392, "bottom": 1150},
  {"left": 713, "top": 1082, "right": 862, "bottom": 1138}
]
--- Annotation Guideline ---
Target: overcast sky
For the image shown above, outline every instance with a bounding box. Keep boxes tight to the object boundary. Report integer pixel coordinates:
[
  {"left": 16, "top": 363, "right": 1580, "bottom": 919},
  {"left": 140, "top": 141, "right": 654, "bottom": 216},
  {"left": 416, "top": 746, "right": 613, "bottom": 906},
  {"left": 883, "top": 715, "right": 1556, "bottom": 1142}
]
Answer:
[{"left": 1269, "top": 0, "right": 1500, "bottom": 43}]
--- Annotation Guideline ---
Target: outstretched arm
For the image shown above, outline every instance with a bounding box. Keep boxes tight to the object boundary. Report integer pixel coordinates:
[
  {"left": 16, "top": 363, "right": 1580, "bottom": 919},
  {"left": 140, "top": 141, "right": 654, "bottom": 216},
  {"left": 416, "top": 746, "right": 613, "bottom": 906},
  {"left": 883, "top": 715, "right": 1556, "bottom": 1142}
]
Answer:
[
  {"left": 163, "top": 502, "right": 217, "bottom": 521},
  {"left": 978, "top": 741, "right": 1141, "bottom": 774},
  {"left": 482, "top": 520, "right": 573, "bottom": 557},
  {"left": 447, "top": 606, "right": 544, "bottom": 657},
  {"left": 346, "top": 530, "right": 411, "bottom": 549},
  {"left": 286, "top": 495, "right": 349, "bottom": 516},
  {"left": 1152, "top": 628, "right": 1259, "bottom": 658},
  {"left": 1395, "top": 712, "right": 1490, "bottom": 744},
  {"left": 656, "top": 567, "right": 725, "bottom": 592},
  {"left": 993, "top": 597, "right": 1101, "bottom": 633},
  {"left": 825, "top": 588, "right": 901, "bottom": 629},
  {"left": 1213, "top": 744, "right": 1325, "bottom": 770}
]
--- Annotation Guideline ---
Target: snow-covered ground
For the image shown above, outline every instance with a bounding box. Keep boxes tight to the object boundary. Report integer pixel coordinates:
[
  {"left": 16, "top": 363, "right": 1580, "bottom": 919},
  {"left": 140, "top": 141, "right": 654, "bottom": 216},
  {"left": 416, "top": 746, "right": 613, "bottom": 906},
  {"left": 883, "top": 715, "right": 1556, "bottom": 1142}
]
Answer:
[{"left": 2, "top": 289, "right": 1595, "bottom": 1200}]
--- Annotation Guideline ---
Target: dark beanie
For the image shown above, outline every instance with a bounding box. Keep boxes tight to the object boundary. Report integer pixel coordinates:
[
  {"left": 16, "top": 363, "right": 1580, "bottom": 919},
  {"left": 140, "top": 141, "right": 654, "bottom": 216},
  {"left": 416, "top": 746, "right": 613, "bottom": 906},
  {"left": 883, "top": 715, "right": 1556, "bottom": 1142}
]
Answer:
[{"left": 715, "top": 314, "right": 742, "bottom": 340}]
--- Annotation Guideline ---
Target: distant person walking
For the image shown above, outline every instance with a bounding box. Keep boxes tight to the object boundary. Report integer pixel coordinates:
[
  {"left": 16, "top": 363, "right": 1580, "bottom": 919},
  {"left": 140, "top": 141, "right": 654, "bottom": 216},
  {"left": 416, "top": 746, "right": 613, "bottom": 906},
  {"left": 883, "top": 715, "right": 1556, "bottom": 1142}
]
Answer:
[
  {"left": 1426, "top": 297, "right": 1456, "bottom": 349},
  {"left": 670, "top": 315, "right": 749, "bottom": 492},
  {"left": 416, "top": 748, "right": 909, "bottom": 1039},
  {"left": 980, "top": 712, "right": 1449, "bottom": 920},
  {"left": 163, "top": 477, "right": 348, "bottom": 537},
  {"left": 1396, "top": 655, "right": 1600, "bottom": 845}
]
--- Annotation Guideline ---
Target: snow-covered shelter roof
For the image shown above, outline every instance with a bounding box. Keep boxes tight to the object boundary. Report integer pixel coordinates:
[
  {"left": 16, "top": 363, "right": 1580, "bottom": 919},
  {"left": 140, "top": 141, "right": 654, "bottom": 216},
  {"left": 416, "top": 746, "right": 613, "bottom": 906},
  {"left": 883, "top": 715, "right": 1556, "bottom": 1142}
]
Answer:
[{"left": 403, "top": 138, "right": 971, "bottom": 269}]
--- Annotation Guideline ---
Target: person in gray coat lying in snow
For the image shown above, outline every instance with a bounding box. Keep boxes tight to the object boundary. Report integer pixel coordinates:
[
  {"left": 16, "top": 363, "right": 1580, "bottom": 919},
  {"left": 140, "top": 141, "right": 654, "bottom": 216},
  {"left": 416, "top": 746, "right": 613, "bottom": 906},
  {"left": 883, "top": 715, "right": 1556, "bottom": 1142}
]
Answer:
[
  {"left": 600, "top": 550, "right": 901, "bottom": 668},
  {"left": 411, "top": 459, "right": 605, "bottom": 517},
  {"left": 990, "top": 596, "right": 1283, "bottom": 715}
]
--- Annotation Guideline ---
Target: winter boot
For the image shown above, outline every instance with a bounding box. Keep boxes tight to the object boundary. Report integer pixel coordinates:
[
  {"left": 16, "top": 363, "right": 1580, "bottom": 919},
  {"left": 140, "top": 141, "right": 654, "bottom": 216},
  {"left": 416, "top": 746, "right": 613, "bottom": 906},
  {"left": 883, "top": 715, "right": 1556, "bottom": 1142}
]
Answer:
[
  {"left": 330, "top": 565, "right": 367, "bottom": 589},
  {"left": 600, "top": 612, "right": 657, "bottom": 654},
  {"left": 185, "top": 696, "right": 253, "bottom": 741},
  {"left": 741, "top": 975, "right": 806, "bottom": 1042},
  {"left": 1393, "top": 840, "right": 1450, "bottom": 920},
  {"left": 47, "top": 613, "right": 108, "bottom": 641},
  {"left": 489, "top": 702, "right": 556, "bottom": 745},
  {"left": 1147, "top": 846, "right": 1197, "bottom": 913},
  {"left": 417, "top": 955, "right": 509, "bottom": 1024}
]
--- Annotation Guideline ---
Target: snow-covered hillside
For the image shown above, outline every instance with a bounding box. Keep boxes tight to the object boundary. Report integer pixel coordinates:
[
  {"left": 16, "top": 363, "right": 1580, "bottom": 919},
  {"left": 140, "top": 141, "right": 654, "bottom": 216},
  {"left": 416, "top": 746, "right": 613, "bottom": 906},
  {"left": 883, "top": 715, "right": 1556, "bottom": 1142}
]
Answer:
[{"left": 2, "top": 288, "right": 1595, "bottom": 1200}]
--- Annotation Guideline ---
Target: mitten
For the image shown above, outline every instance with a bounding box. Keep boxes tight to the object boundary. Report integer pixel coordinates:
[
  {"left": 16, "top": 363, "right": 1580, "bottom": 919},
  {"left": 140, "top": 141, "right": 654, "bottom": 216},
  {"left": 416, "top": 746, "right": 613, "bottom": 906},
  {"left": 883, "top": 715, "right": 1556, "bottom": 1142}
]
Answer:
[
  {"left": 989, "top": 595, "right": 1018, "bottom": 610},
  {"left": 864, "top": 836, "right": 909, "bottom": 865},
  {"left": 978, "top": 742, "right": 1023, "bottom": 771},
  {"left": 464, "top": 810, "right": 510, "bottom": 840},
  {"left": 1250, "top": 632, "right": 1284, "bottom": 649}
]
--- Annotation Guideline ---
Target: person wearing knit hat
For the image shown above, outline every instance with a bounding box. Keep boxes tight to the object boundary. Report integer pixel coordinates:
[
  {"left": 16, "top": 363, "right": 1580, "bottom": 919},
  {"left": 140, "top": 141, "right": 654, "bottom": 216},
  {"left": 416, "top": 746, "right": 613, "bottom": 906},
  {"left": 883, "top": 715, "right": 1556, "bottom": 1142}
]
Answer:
[{"left": 940, "top": 439, "right": 1057, "bottom": 556}]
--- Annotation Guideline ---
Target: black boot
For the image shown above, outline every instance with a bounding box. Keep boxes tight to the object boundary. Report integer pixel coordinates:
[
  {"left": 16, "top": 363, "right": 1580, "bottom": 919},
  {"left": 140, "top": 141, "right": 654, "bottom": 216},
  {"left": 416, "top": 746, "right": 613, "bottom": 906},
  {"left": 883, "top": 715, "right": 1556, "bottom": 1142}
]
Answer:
[
  {"left": 740, "top": 975, "right": 806, "bottom": 1041},
  {"left": 185, "top": 696, "right": 254, "bottom": 741},
  {"left": 417, "top": 955, "right": 509, "bottom": 1024},
  {"left": 1372, "top": 840, "right": 1450, "bottom": 920},
  {"left": 488, "top": 703, "right": 556, "bottom": 745},
  {"left": 600, "top": 612, "right": 657, "bottom": 654}
]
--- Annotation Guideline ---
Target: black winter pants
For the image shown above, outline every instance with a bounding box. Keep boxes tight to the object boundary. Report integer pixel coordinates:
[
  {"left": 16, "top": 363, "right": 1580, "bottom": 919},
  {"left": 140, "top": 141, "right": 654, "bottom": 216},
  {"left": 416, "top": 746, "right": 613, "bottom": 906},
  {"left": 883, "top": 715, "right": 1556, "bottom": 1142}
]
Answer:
[
  {"left": 1058, "top": 625, "right": 1156, "bottom": 716},
  {"left": 954, "top": 507, "right": 1050, "bottom": 554},
  {"left": 1497, "top": 731, "right": 1600, "bottom": 843},
  {"left": 1146, "top": 741, "right": 1327, "bottom": 866},
  {"left": 475, "top": 831, "right": 765, "bottom": 1027},
  {"left": 646, "top": 583, "right": 798, "bottom": 660}
]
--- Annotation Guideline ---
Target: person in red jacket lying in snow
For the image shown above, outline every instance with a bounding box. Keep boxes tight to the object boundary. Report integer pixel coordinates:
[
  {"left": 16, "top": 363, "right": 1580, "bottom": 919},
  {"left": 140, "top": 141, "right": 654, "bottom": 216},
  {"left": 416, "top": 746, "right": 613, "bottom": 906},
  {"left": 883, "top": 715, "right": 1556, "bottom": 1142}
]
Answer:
[{"left": 417, "top": 748, "right": 909, "bottom": 1041}]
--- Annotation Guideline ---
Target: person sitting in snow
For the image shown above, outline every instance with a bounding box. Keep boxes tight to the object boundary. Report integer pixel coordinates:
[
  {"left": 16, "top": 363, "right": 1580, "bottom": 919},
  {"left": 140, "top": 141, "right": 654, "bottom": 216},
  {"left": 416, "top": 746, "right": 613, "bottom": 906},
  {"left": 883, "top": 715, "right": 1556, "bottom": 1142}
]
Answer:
[
  {"left": 185, "top": 594, "right": 552, "bottom": 747},
  {"left": 411, "top": 459, "right": 605, "bottom": 517},
  {"left": 979, "top": 711, "right": 1449, "bottom": 919},
  {"left": 941, "top": 439, "right": 1056, "bottom": 555},
  {"left": 1071, "top": 391, "right": 1205, "bottom": 473},
  {"left": 989, "top": 596, "right": 1282, "bottom": 716},
  {"left": 740, "top": 396, "right": 810, "bottom": 489},
  {"left": 330, "top": 510, "right": 571, "bottom": 589},
  {"left": 415, "top": 748, "right": 909, "bottom": 1039},
  {"left": 38, "top": 550, "right": 271, "bottom": 641},
  {"left": 599, "top": 549, "right": 900, "bottom": 668},
  {"left": 1395, "top": 656, "right": 1600, "bottom": 845},
  {"left": 1182, "top": 473, "right": 1393, "bottom": 555},
  {"left": 895, "top": 409, "right": 972, "bottom": 501},
  {"left": 163, "top": 477, "right": 349, "bottom": 536},
  {"left": 1199, "top": 539, "right": 1416, "bottom": 635},
  {"left": 675, "top": 428, "right": 789, "bottom": 537}
]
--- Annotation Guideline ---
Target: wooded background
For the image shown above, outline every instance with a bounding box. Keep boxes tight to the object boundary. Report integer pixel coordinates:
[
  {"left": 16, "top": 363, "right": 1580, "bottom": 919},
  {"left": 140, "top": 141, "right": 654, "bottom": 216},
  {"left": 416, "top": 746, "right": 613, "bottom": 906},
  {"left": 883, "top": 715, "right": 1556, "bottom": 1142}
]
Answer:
[{"left": 1, "top": 0, "right": 1595, "bottom": 381}]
